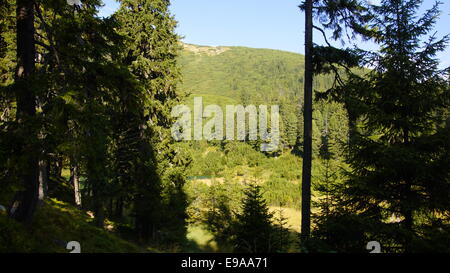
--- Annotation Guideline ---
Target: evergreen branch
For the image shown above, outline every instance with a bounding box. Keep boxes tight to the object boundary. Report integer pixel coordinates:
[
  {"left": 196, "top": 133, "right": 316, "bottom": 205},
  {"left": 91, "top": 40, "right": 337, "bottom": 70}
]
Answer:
[
  {"left": 314, "top": 25, "right": 332, "bottom": 47},
  {"left": 34, "top": 2, "right": 60, "bottom": 66}
]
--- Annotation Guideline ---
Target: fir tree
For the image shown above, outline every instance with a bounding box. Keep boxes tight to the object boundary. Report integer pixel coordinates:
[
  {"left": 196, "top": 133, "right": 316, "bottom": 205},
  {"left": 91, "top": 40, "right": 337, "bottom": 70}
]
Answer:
[
  {"left": 233, "top": 183, "right": 275, "bottom": 253},
  {"left": 272, "top": 206, "right": 293, "bottom": 253},
  {"left": 313, "top": 0, "right": 450, "bottom": 252},
  {"left": 115, "top": 0, "right": 188, "bottom": 243}
]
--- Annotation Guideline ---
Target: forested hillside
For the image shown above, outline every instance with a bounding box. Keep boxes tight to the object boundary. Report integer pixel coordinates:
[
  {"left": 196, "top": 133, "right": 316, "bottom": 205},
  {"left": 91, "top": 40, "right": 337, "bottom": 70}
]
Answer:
[
  {"left": 178, "top": 43, "right": 348, "bottom": 151},
  {"left": 1, "top": 0, "right": 449, "bottom": 254},
  {"left": 180, "top": 43, "right": 335, "bottom": 99}
]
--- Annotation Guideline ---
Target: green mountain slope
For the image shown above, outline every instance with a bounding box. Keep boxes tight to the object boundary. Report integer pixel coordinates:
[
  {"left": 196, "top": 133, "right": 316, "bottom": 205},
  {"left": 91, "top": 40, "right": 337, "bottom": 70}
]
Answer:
[
  {"left": 179, "top": 44, "right": 334, "bottom": 103},
  {"left": 177, "top": 44, "right": 347, "bottom": 150}
]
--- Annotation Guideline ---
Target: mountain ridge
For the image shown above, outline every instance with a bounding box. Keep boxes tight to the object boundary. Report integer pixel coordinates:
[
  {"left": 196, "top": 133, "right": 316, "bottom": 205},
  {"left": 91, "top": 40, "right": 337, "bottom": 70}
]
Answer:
[{"left": 181, "top": 42, "right": 305, "bottom": 57}]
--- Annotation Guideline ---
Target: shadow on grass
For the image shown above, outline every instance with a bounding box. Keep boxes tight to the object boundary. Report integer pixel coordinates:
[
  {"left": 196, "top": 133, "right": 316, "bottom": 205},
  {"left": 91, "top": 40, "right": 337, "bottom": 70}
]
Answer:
[{"left": 183, "top": 224, "right": 234, "bottom": 253}]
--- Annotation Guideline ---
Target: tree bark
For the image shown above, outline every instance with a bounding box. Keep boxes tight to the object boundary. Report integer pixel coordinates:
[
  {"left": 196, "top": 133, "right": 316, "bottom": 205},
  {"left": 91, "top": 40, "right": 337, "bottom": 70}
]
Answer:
[
  {"left": 115, "top": 197, "right": 124, "bottom": 219},
  {"left": 51, "top": 156, "right": 63, "bottom": 178},
  {"left": 301, "top": 0, "right": 313, "bottom": 243},
  {"left": 70, "top": 162, "right": 82, "bottom": 207},
  {"left": 38, "top": 158, "right": 48, "bottom": 203},
  {"left": 93, "top": 186, "right": 105, "bottom": 228},
  {"left": 403, "top": 130, "right": 413, "bottom": 252},
  {"left": 9, "top": 0, "right": 39, "bottom": 224}
]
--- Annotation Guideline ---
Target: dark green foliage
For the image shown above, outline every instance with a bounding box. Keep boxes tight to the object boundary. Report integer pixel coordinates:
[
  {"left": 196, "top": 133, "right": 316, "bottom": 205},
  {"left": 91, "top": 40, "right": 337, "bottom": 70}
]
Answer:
[
  {"left": 232, "top": 184, "right": 284, "bottom": 253},
  {"left": 302, "top": 0, "right": 370, "bottom": 41},
  {"left": 202, "top": 184, "right": 237, "bottom": 248},
  {"left": 191, "top": 182, "right": 293, "bottom": 253},
  {"left": 0, "top": 0, "right": 15, "bottom": 88},
  {"left": 0, "top": 0, "right": 187, "bottom": 251},
  {"left": 1, "top": 0, "right": 447, "bottom": 254},
  {"left": 271, "top": 207, "right": 293, "bottom": 253},
  {"left": 312, "top": 0, "right": 450, "bottom": 252},
  {"left": 114, "top": 0, "right": 188, "bottom": 244}
]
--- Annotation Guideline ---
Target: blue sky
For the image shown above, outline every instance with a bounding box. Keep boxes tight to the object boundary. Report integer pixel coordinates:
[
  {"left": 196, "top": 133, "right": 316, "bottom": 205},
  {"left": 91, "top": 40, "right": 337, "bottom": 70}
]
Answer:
[{"left": 99, "top": 0, "right": 450, "bottom": 68}]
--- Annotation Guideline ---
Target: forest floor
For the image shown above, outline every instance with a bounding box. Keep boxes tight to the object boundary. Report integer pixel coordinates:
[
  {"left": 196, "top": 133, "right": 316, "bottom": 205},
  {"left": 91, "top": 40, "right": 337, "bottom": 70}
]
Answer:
[{"left": 0, "top": 198, "right": 146, "bottom": 253}]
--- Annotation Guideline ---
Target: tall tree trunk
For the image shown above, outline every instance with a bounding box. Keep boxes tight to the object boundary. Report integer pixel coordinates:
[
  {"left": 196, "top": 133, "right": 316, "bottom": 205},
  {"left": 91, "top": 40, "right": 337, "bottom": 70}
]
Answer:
[
  {"left": 402, "top": 130, "right": 413, "bottom": 252},
  {"left": 92, "top": 185, "right": 105, "bottom": 228},
  {"left": 38, "top": 158, "right": 48, "bottom": 203},
  {"left": 301, "top": 0, "right": 313, "bottom": 243},
  {"left": 51, "top": 156, "right": 63, "bottom": 178},
  {"left": 84, "top": 68, "right": 105, "bottom": 228},
  {"left": 403, "top": 206, "right": 413, "bottom": 252},
  {"left": 9, "top": 0, "right": 39, "bottom": 224},
  {"left": 70, "top": 162, "right": 82, "bottom": 207},
  {"left": 115, "top": 197, "right": 123, "bottom": 219}
]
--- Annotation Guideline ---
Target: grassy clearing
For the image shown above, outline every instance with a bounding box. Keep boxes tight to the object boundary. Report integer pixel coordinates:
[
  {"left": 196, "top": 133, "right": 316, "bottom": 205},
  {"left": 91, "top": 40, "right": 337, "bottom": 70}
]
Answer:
[
  {"left": 185, "top": 225, "right": 220, "bottom": 252},
  {"left": 269, "top": 206, "right": 301, "bottom": 233}
]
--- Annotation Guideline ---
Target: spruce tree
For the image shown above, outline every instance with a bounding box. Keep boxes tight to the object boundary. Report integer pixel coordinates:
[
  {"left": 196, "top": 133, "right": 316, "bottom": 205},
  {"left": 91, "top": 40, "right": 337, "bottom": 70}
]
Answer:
[
  {"left": 314, "top": 0, "right": 450, "bottom": 252},
  {"left": 30, "top": 0, "right": 133, "bottom": 226},
  {"left": 233, "top": 184, "right": 275, "bottom": 253},
  {"left": 115, "top": 0, "right": 188, "bottom": 243},
  {"left": 0, "top": 0, "right": 139, "bottom": 225},
  {"left": 272, "top": 206, "right": 293, "bottom": 253}
]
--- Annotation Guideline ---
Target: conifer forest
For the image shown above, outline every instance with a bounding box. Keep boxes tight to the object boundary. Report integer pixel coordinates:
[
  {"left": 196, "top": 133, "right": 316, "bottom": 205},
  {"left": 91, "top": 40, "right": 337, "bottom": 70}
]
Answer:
[{"left": 0, "top": 0, "right": 449, "bottom": 256}]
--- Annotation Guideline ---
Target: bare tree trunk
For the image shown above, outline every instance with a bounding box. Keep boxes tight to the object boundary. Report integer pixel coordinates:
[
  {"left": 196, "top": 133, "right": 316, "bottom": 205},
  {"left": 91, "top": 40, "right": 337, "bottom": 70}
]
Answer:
[
  {"left": 301, "top": 0, "right": 313, "bottom": 243},
  {"left": 38, "top": 158, "right": 48, "bottom": 203},
  {"left": 9, "top": 0, "right": 39, "bottom": 224},
  {"left": 403, "top": 130, "right": 413, "bottom": 252},
  {"left": 51, "top": 156, "right": 63, "bottom": 178},
  {"left": 70, "top": 163, "right": 82, "bottom": 207}
]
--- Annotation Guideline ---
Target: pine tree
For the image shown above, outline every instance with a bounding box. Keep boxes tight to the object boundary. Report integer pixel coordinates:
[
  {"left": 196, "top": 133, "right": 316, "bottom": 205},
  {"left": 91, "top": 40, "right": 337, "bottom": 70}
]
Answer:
[
  {"left": 272, "top": 206, "right": 293, "bottom": 253},
  {"left": 314, "top": 0, "right": 450, "bottom": 252},
  {"left": 0, "top": 0, "right": 140, "bottom": 226},
  {"left": 29, "top": 0, "right": 134, "bottom": 227},
  {"left": 233, "top": 183, "right": 275, "bottom": 253},
  {"left": 202, "top": 184, "right": 236, "bottom": 249},
  {"left": 1, "top": 0, "right": 190, "bottom": 247},
  {"left": 115, "top": 0, "right": 188, "bottom": 243}
]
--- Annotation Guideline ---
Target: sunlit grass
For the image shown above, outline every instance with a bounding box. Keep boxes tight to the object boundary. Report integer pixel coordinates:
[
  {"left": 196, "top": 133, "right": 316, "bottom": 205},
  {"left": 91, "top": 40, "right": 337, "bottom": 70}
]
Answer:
[{"left": 186, "top": 224, "right": 220, "bottom": 252}]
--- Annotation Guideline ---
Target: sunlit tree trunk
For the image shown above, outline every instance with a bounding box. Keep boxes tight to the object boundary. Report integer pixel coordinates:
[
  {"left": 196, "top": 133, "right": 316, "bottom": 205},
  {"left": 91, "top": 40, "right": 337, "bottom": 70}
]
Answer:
[
  {"left": 38, "top": 158, "right": 48, "bottom": 203},
  {"left": 70, "top": 162, "right": 82, "bottom": 207}
]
